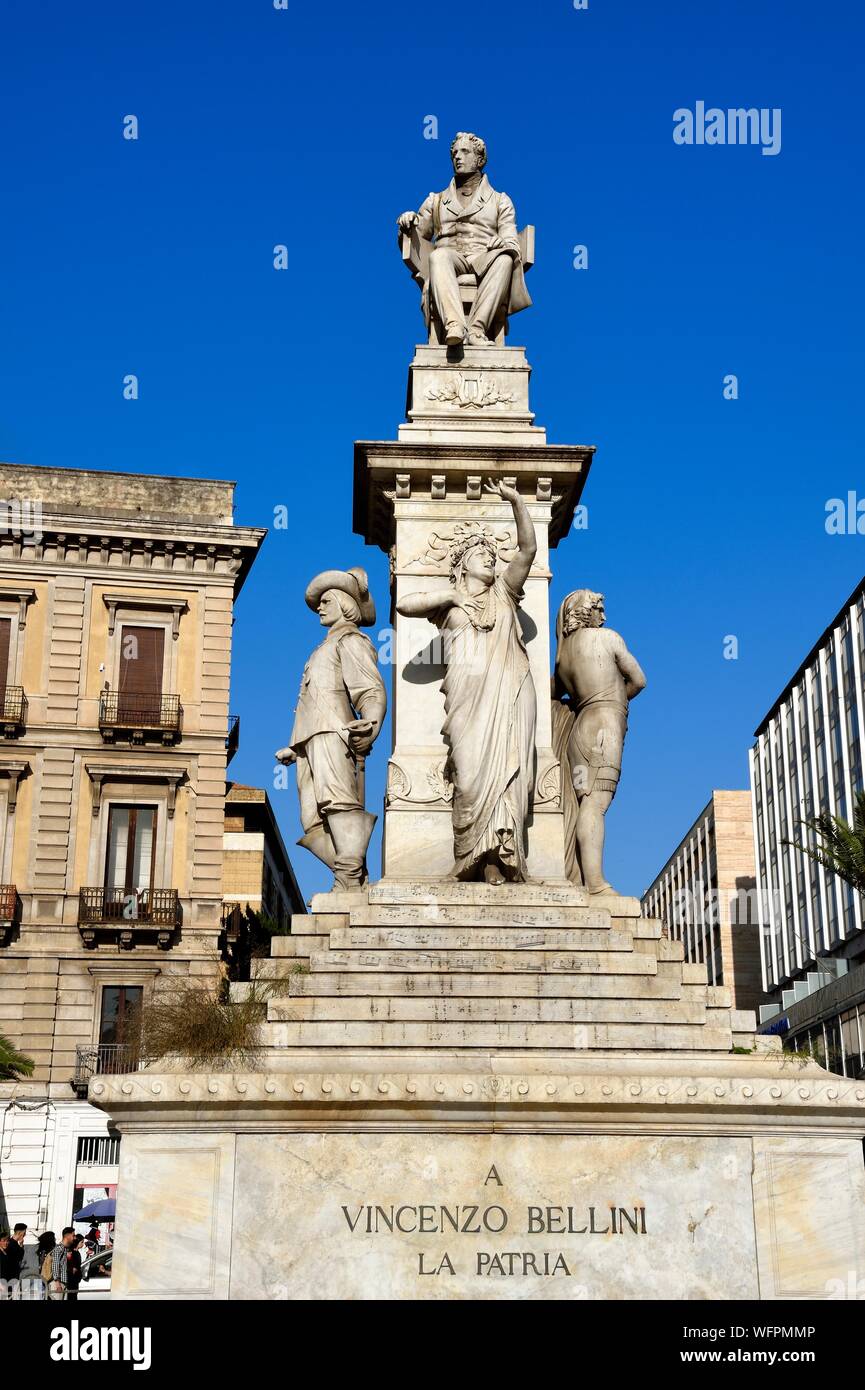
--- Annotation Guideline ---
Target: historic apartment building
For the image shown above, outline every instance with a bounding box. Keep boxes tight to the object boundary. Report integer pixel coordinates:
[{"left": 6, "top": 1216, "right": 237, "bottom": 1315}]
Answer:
[
  {"left": 641, "top": 790, "right": 766, "bottom": 1012},
  {"left": 0, "top": 462, "right": 265, "bottom": 1237},
  {"left": 751, "top": 575, "right": 865, "bottom": 1078}
]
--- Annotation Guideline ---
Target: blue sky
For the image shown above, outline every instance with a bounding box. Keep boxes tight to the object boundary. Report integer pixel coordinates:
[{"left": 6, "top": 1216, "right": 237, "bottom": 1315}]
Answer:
[{"left": 1, "top": 0, "right": 863, "bottom": 899}]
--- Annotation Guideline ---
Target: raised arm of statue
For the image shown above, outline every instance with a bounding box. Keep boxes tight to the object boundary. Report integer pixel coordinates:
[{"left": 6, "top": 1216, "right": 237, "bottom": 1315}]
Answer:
[{"left": 484, "top": 479, "right": 536, "bottom": 593}]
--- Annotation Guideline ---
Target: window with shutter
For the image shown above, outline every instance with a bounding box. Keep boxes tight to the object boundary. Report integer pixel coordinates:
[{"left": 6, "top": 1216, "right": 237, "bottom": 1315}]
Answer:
[{"left": 118, "top": 625, "right": 164, "bottom": 724}]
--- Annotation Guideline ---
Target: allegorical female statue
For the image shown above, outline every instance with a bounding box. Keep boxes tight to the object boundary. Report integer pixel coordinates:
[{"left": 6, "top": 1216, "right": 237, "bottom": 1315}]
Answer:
[
  {"left": 552, "top": 590, "right": 646, "bottom": 894},
  {"left": 396, "top": 481, "right": 537, "bottom": 883}
]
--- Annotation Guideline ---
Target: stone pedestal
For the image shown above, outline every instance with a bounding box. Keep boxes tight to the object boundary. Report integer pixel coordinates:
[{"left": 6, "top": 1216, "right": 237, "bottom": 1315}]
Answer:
[
  {"left": 92, "top": 883, "right": 865, "bottom": 1300},
  {"left": 354, "top": 342, "right": 594, "bottom": 881},
  {"left": 400, "top": 344, "right": 544, "bottom": 445}
]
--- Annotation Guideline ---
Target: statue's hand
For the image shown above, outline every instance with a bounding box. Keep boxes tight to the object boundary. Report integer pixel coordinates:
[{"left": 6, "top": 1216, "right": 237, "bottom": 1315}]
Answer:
[
  {"left": 275, "top": 746, "right": 296, "bottom": 766},
  {"left": 484, "top": 477, "right": 520, "bottom": 504},
  {"left": 397, "top": 211, "right": 419, "bottom": 233},
  {"left": 487, "top": 235, "right": 504, "bottom": 251},
  {"left": 346, "top": 719, "right": 376, "bottom": 756}
]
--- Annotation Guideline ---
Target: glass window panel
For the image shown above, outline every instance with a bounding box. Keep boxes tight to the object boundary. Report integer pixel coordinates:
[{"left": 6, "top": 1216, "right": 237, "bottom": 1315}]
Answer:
[
  {"left": 131, "top": 808, "right": 155, "bottom": 892},
  {"left": 105, "top": 809, "right": 130, "bottom": 890}
]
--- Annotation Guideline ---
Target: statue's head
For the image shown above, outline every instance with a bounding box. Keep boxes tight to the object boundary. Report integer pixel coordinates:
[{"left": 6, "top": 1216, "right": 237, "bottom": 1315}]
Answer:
[
  {"left": 562, "top": 589, "right": 605, "bottom": 634},
  {"left": 450, "top": 132, "right": 487, "bottom": 176},
  {"left": 305, "top": 566, "right": 376, "bottom": 627},
  {"left": 450, "top": 534, "right": 497, "bottom": 589},
  {"left": 318, "top": 587, "right": 362, "bottom": 628}
]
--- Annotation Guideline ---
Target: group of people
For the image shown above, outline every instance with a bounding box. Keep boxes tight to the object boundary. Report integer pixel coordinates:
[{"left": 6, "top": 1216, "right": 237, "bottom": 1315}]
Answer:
[{"left": 0, "top": 1221, "right": 108, "bottom": 1299}]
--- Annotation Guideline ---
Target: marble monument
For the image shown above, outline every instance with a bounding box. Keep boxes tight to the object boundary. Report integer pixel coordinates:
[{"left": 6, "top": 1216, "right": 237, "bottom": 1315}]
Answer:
[{"left": 93, "top": 134, "right": 865, "bottom": 1302}]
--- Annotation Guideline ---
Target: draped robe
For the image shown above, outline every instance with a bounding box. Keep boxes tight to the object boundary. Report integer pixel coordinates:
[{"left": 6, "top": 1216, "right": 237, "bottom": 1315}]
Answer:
[{"left": 436, "top": 574, "right": 536, "bottom": 879}]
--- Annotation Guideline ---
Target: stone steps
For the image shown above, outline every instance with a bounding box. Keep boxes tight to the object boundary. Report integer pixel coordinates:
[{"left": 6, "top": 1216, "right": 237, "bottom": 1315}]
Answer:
[
  {"left": 328, "top": 926, "right": 636, "bottom": 953},
  {"left": 366, "top": 880, "right": 591, "bottom": 907},
  {"left": 283, "top": 969, "right": 689, "bottom": 999},
  {"left": 308, "top": 948, "right": 659, "bottom": 975},
  {"left": 272, "top": 935, "right": 330, "bottom": 956},
  {"left": 263, "top": 1019, "right": 734, "bottom": 1050},
  {"left": 267, "top": 994, "right": 712, "bottom": 1025},
  {"left": 238, "top": 888, "right": 749, "bottom": 1056},
  {"left": 346, "top": 903, "right": 611, "bottom": 929}
]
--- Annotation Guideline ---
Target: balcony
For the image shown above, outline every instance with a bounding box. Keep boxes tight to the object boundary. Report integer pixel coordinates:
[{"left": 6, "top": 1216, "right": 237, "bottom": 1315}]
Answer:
[
  {"left": 98, "top": 690, "right": 182, "bottom": 745},
  {"left": 78, "top": 887, "right": 181, "bottom": 950},
  {"left": 226, "top": 712, "right": 240, "bottom": 765},
  {"left": 1, "top": 686, "right": 27, "bottom": 738},
  {"left": 0, "top": 883, "right": 20, "bottom": 945},
  {"left": 72, "top": 1044, "right": 147, "bottom": 1098}
]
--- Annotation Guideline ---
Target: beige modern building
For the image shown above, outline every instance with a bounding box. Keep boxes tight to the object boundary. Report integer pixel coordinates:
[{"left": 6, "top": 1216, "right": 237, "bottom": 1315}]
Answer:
[
  {"left": 0, "top": 462, "right": 264, "bottom": 1238},
  {"left": 641, "top": 790, "right": 767, "bottom": 1012},
  {"left": 221, "top": 782, "right": 305, "bottom": 976}
]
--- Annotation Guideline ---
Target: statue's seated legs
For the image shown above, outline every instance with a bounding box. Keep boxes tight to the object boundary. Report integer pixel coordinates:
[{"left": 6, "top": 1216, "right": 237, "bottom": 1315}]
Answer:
[{"left": 428, "top": 246, "right": 513, "bottom": 345}]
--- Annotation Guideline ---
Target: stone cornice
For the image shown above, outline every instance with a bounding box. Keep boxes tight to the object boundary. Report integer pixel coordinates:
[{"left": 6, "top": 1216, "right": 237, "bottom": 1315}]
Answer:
[
  {"left": 85, "top": 761, "right": 187, "bottom": 816},
  {"left": 88, "top": 1055, "right": 865, "bottom": 1136},
  {"left": 103, "top": 592, "right": 188, "bottom": 639},
  {"left": 0, "top": 519, "right": 266, "bottom": 597},
  {"left": 353, "top": 440, "right": 595, "bottom": 553},
  {"left": 0, "top": 585, "right": 36, "bottom": 628}
]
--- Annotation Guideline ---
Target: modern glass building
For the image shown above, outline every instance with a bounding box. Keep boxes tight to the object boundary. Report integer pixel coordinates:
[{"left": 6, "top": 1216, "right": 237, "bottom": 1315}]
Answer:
[{"left": 750, "top": 575, "right": 865, "bottom": 1074}]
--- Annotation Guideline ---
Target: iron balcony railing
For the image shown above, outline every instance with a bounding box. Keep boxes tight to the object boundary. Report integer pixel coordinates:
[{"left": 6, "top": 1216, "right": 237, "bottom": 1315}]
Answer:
[
  {"left": 98, "top": 690, "right": 182, "bottom": 738},
  {"left": 78, "top": 887, "right": 181, "bottom": 927},
  {"left": 226, "top": 712, "right": 240, "bottom": 764},
  {"left": 73, "top": 1044, "right": 148, "bottom": 1095},
  {"left": 0, "top": 884, "right": 19, "bottom": 921},
  {"left": 0, "top": 685, "right": 27, "bottom": 734}
]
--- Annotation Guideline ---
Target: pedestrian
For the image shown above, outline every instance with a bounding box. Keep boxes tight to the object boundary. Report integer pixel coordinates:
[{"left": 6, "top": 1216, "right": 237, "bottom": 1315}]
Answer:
[
  {"left": 65, "top": 1234, "right": 84, "bottom": 1301},
  {"left": 19, "top": 1227, "right": 40, "bottom": 1280},
  {"left": 0, "top": 1231, "right": 12, "bottom": 1282},
  {"left": 47, "top": 1228, "right": 76, "bottom": 1300},
  {"left": 5, "top": 1225, "right": 27, "bottom": 1279},
  {"left": 87, "top": 1222, "right": 101, "bottom": 1250}
]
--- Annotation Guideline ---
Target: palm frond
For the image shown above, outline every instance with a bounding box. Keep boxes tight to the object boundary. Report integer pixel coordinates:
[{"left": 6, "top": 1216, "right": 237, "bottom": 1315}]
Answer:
[
  {"left": 783, "top": 791, "right": 865, "bottom": 893},
  {"left": 0, "top": 1033, "right": 35, "bottom": 1079}
]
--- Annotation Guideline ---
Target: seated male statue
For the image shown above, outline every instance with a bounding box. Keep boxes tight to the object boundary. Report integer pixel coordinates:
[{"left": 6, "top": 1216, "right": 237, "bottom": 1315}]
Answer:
[{"left": 397, "top": 131, "right": 531, "bottom": 346}]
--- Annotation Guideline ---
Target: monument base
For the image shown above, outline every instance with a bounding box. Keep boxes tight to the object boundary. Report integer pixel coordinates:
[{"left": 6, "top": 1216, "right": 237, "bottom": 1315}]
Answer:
[
  {"left": 92, "top": 1051, "right": 865, "bottom": 1301},
  {"left": 91, "top": 885, "right": 865, "bottom": 1299}
]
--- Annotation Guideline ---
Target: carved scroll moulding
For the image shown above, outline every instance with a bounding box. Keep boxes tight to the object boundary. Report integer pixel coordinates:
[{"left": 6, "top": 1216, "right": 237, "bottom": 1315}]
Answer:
[
  {"left": 535, "top": 755, "right": 562, "bottom": 808},
  {"left": 387, "top": 756, "right": 453, "bottom": 807}
]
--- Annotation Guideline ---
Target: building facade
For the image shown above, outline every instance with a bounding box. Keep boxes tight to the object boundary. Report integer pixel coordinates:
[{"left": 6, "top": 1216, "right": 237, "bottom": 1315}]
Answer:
[
  {"left": 221, "top": 782, "right": 305, "bottom": 976},
  {"left": 0, "top": 462, "right": 264, "bottom": 1238},
  {"left": 750, "top": 576, "right": 865, "bottom": 1075},
  {"left": 641, "top": 790, "right": 766, "bottom": 1012}
]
